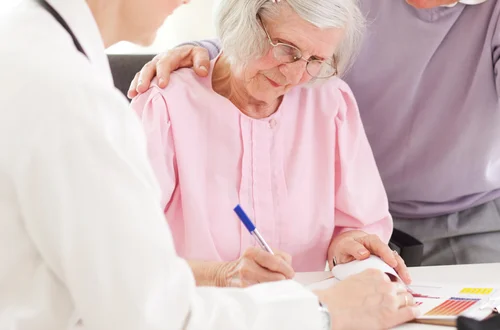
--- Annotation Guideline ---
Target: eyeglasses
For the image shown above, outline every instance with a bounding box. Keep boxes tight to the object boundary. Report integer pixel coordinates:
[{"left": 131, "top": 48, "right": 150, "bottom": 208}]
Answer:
[{"left": 258, "top": 16, "right": 338, "bottom": 79}]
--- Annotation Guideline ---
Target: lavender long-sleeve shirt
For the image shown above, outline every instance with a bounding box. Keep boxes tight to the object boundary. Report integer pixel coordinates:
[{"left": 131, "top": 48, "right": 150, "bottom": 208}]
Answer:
[{"left": 192, "top": 0, "right": 500, "bottom": 218}]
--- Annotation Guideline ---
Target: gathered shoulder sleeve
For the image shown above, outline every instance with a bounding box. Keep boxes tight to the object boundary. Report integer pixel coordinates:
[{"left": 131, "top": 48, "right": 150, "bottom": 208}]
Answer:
[
  {"left": 131, "top": 87, "right": 177, "bottom": 210},
  {"left": 333, "top": 81, "right": 393, "bottom": 243}
]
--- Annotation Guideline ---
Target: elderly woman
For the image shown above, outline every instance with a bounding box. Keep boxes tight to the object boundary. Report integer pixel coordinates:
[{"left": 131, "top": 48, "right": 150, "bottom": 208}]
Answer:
[{"left": 131, "top": 0, "right": 411, "bottom": 287}]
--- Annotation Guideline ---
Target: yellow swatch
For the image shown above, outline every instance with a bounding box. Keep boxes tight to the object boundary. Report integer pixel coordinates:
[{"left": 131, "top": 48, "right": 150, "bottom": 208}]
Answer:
[{"left": 460, "top": 288, "right": 493, "bottom": 295}]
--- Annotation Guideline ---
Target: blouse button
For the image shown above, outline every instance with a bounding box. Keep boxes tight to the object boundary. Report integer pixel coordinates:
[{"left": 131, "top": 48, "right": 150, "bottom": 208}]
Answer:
[{"left": 269, "top": 119, "right": 277, "bottom": 129}]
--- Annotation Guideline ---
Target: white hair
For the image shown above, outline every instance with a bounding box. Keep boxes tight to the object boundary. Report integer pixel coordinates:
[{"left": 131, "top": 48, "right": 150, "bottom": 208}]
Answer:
[{"left": 214, "top": 0, "right": 365, "bottom": 77}]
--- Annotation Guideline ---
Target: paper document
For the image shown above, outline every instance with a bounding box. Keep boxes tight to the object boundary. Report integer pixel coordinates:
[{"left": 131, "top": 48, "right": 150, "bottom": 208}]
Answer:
[
  {"left": 331, "top": 255, "right": 401, "bottom": 282},
  {"left": 410, "top": 283, "right": 500, "bottom": 326},
  {"left": 293, "top": 271, "right": 333, "bottom": 286}
]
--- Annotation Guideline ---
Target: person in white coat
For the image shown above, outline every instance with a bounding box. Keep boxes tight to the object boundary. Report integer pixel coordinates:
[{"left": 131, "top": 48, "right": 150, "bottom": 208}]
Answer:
[{"left": 0, "top": 0, "right": 418, "bottom": 329}]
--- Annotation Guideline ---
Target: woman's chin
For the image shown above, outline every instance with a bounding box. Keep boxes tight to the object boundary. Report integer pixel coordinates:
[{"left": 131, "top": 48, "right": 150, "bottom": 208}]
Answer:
[{"left": 256, "top": 91, "right": 283, "bottom": 103}]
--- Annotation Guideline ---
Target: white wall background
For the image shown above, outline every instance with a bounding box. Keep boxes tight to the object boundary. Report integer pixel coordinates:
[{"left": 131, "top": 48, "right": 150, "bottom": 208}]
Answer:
[
  {"left": 107, "top": 0, "right": 217, "bottom": 54},
  {"left": 0, "top": 0, "right": 217, "bottom": 54},
  {"left": 1, "top": 0, "right": 23, "bottom": 11}
]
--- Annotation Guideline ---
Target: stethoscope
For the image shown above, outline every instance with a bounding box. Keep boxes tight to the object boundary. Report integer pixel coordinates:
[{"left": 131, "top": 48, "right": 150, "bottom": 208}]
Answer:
[{"left": 36, "top": 0, "right": 88, "bottom": 59}]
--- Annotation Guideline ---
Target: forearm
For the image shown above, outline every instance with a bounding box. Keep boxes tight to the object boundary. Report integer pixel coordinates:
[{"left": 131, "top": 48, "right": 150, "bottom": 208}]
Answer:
[
  {"left": 188, "top": 260, "right": 235, "bottom": 287},
  {"left": 18, "top": 88, "right": 324, "bottom": 330},
  {"left": 189, "top": 281, "right": 323, "bottom": 330}
]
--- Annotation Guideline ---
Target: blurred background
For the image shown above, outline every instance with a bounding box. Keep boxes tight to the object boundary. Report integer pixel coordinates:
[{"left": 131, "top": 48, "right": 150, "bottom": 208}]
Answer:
[
  {"left": 107, "top": 0, "right": 218, "bottom": 54},
  {"left": 0, "top": 0, "right": 218, "bottom": 54}
]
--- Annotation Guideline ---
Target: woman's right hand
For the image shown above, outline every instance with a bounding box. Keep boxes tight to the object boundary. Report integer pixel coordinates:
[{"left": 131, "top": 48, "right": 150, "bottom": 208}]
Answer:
[
  {"left": 315, "top": 269, "right": 419, "bottom": 330},
  {"left": 217, "top": 247, "right": 295, "bottom": 288},
  {"left": 127, "top": 45, "right": 210, "bottom": 99}
]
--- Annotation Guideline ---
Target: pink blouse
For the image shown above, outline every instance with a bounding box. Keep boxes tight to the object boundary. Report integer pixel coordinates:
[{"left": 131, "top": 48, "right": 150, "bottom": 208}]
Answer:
[{"left": 131, "top": 60, "right": 393, "bottom": 271}]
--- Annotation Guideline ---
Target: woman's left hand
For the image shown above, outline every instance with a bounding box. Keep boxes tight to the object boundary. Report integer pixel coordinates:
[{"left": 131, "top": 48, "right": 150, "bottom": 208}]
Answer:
[{"left": 327, "top": 230, "right": 412, "bottom": 285}]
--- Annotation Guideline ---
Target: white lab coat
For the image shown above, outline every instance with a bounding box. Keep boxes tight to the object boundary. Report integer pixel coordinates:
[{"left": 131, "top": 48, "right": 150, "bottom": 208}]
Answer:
[{"left": 0, "top": 0, "right": 323, "bottom": 329}]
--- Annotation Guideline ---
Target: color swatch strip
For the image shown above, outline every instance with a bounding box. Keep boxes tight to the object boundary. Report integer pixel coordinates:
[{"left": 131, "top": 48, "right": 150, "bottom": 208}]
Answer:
[
  {"left": 459, "top": 288, "right": 493, "bottom": 295},
  {"left": 425, "top": 298, "right": 479, "bottom": 316}
]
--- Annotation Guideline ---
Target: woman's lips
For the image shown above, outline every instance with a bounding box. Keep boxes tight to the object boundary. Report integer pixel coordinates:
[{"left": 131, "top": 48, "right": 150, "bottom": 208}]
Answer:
[{"left": 266, "top": 76, "right": 282, "bottom": 88}]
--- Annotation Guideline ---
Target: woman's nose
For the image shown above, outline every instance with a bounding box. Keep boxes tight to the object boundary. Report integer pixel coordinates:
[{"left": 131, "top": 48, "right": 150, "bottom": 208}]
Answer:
[{"left": 280, "top": 60, "right": 307, "bottom": 86}]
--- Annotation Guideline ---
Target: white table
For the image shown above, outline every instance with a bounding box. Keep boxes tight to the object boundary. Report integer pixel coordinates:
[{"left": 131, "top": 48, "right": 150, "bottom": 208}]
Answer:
[{"left": 300, "top": 263, "right": 500, "bottom": 329}]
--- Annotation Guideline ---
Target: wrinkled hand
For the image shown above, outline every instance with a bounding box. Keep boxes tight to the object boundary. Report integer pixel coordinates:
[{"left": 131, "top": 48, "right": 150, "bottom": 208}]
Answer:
[
  {"left": 316, "top": 269, "right": 419, "bottom": 330},
  {"left": 328, "top": 230, "right": 411, "bottom": 284},
  {"left": 216, "top": 247, "right": 295, "bottom": 287},
  {"left": 127, "top": 45, "right": 210, "bottom": 98}
]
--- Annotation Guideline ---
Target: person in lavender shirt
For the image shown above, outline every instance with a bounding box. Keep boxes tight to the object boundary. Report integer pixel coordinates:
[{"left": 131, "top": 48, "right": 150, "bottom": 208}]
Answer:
[{"left": 129, "top": 0, "right": 500, "bottom": 266}]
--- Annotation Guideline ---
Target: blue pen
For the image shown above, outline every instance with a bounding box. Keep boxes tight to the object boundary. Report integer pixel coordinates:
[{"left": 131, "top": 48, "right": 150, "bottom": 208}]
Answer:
[{"left": 233, "top": 204, "right": 275, "bottom": 255}]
